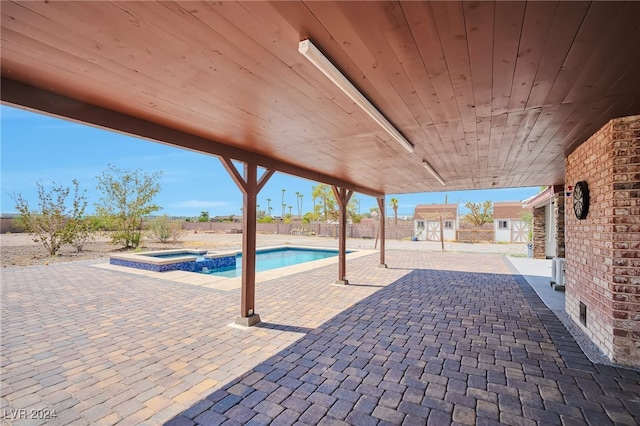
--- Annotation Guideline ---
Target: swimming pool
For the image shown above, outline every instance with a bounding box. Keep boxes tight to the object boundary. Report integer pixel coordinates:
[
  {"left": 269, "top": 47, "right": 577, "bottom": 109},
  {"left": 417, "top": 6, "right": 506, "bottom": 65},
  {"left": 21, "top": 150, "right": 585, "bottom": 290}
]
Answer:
[
  {"left": 109, "top": 246, "right": 347, "bottom": 276},
  {"left": 200, "top": 247, "right": 344, "bottom": 278}
]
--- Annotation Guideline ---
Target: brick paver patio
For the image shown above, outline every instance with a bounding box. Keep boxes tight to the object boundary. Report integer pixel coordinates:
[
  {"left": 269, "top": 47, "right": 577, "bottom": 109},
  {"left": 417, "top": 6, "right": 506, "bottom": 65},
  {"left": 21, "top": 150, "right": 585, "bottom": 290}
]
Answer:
[{"left": 2, "top": 250, "right": 639, "bottom": 425}]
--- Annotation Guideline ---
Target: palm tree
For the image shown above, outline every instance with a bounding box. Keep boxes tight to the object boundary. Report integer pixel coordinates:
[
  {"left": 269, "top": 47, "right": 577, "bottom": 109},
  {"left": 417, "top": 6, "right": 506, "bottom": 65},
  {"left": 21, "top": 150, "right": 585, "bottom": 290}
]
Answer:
[
  {"left": 281, "top": 189, "right": 286, "bottom": 218},
  {"left": 266, "top": 198, "right": 272, "bottom": 216},
  {"left": 390, "top": 197, "right": 399, "bottom": 225},
  {"left": 296, "top": 192, "right": 303, "bottom": 219},
  {"left": 311, "top": 189, "right": 318, "bottom": 223},
  {"left": 288, "top": 205, "right": 293, "bottom": 216},
  {"left": 295, "top": 192, "right": 299, "bottom": 218},
  {"left": 299, "top": 193, "right": 303, "bottom": 219}
]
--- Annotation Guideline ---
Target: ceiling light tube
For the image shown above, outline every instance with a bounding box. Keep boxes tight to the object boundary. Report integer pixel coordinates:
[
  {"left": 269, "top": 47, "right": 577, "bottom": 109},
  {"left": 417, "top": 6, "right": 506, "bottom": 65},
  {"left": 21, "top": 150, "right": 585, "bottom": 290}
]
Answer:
[
  {"left": 423, "top": 160, "right": 446, "bottom": 186},
  {"left": 298, "top": 39, "right": 414, "bottom": 153}
]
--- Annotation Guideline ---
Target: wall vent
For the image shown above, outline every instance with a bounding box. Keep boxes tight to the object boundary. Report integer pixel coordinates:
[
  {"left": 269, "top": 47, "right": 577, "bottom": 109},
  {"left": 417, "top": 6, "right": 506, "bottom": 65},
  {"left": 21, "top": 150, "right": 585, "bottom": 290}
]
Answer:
[{"left": 579, "top": 302, "right": 587, "bottom": 327}]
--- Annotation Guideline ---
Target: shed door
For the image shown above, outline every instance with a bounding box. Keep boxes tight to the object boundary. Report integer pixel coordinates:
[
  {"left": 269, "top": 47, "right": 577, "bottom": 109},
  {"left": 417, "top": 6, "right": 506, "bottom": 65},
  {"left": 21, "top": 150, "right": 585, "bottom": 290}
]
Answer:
[
  {"left": 511, "top": 220, "right": 528, "bottom": 243},
  {"left": 426, "top": 221, "right": 440, "bottom": 241}
]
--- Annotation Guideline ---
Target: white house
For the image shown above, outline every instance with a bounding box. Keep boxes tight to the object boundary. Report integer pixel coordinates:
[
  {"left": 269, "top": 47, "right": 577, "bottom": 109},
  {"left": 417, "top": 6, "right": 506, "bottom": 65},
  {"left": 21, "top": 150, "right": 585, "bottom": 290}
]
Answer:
[{"left": 413, "top": 204, "right": 459, "bottom": 241}]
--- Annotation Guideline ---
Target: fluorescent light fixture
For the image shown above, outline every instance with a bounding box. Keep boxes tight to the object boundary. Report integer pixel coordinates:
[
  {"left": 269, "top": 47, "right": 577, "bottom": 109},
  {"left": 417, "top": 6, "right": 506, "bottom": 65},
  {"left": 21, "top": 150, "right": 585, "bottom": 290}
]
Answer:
[
  {"left": 423, "top": 160, "right": 446, "bottom": 186},
  {"left": 298, "top": 39, "right": 414, "bottom": 153}
]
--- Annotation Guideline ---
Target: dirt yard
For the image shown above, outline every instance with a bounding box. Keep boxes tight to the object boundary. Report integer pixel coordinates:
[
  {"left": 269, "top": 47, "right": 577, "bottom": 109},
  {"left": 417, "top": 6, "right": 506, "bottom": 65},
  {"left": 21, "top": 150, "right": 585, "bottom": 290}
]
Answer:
[{"left": 0, "top": 231, "right": 244, "bottom": 267}]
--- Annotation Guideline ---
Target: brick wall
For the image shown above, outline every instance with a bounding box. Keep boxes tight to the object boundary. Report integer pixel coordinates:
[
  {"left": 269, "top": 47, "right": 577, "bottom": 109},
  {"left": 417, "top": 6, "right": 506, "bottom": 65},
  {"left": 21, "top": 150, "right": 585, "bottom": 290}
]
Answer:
[
  {"left": 565, "top": 115, "right": 640, "bottom": 367},
  {"left": 554, "top": 192, "right": 565, "bottom": 258}
]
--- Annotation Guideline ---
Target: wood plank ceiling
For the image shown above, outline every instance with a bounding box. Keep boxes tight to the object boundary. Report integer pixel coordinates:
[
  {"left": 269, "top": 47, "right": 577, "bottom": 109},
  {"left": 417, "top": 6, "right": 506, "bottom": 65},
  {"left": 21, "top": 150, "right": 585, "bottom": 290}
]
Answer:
[{"left": 2, "top": 1, "right": 640, "bottom": 195}]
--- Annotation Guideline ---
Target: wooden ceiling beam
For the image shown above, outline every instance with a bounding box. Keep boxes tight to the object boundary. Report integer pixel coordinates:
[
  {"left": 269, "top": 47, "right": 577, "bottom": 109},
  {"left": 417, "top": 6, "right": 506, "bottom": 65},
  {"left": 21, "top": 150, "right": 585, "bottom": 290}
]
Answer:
[{"left": 0, "top": 77, "right": 384, "bottom": 198}]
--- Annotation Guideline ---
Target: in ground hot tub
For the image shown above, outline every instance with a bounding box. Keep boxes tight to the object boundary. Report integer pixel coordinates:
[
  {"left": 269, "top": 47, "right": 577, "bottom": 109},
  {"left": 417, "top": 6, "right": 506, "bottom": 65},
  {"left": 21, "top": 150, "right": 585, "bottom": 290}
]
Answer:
[{"left": 109, "top": 249, "right": 236, "bottom": 273}]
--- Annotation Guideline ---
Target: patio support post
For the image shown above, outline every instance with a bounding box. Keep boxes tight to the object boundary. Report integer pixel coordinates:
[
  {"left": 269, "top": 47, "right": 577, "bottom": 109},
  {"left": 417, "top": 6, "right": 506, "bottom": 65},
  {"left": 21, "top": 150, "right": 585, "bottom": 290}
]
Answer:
[
  {"left": 332, "top": 186, "right": 353, "bottom": 285},
  {"left": 220, "top": 157, "right": 274, "bottom": 326},
  {"left": 377, "top": 197, "right": 387, "bottom": 268}
]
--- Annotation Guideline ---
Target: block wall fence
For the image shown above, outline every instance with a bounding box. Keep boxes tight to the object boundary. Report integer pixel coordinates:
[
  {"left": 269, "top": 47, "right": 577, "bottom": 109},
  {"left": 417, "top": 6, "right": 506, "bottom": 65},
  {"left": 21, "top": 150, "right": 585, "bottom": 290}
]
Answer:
[{"left": 565, "top": 115, "right": 640, "bottom": 366}]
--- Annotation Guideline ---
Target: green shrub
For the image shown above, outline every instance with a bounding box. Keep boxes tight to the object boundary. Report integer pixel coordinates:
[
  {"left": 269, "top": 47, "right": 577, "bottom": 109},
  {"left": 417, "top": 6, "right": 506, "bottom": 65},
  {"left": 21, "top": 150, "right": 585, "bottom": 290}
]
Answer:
[
  {"left": 95, "top": 165, "right": 162, "bottom": 249},
  {"left": 150, "top": 215, "right": 183, "bottom": 243},
  {"left": 12, "top": 180, "right": 88, "bottom": 256}
]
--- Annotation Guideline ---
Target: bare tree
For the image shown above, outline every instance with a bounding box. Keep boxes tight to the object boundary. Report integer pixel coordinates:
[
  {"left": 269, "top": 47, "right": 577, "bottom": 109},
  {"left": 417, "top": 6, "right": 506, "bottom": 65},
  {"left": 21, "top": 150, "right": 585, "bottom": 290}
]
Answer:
[{"left": 462, "top": 201, "right": 493, "bottom": 225}]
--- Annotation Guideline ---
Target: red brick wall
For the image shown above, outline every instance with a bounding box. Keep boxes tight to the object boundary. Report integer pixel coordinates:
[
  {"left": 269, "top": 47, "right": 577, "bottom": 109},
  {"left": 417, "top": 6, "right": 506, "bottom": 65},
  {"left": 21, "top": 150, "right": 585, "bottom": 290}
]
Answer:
[
  {"left": 565, "top": 115, "right": 640, "bottom": 366},
  {"left": 554, "top": 192, "right": 565, "bottom": 258}
]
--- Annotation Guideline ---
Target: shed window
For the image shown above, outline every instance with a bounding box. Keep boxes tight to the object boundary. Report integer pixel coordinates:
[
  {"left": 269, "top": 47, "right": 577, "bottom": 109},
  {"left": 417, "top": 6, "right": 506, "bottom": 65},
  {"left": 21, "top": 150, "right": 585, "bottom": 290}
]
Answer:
[
  {"left": 417, "top": 220, "right": 425, "bottom": 229},
  {"left": 444, "top": 221, "right": 453, "bottom": 229},
  {"left": 498, "top": 220, "right": 508, "bottom": 229}
]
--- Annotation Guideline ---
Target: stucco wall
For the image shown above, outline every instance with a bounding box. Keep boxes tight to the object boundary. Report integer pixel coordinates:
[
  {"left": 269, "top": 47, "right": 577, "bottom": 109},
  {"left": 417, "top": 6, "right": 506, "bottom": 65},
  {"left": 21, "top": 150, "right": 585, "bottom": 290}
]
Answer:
[{"left": 565, "top": 115, "right": 640, "bottom": 367}]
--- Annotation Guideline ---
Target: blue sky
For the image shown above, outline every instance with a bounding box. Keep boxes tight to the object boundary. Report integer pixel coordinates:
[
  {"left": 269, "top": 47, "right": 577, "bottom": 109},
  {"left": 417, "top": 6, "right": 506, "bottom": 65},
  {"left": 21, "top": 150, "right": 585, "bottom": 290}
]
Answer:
[{"left": 1, "top": 105, "right": 540, "bottom": 218}]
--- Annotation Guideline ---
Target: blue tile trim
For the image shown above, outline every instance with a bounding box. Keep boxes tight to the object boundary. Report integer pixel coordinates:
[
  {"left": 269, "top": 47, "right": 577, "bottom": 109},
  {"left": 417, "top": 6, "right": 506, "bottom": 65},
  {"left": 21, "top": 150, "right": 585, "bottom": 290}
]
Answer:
[{"left": 110, "top": 255, "right": 236, "bottom": 273}]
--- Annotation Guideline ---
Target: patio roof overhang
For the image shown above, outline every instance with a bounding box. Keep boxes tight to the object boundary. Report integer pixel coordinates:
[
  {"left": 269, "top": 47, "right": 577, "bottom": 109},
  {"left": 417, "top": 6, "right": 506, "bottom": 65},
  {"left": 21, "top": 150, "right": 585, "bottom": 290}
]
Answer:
[
  {"left": 2, "top": 1, "right": 640, "bottom": 195},
  {"left": 3, "top": 1, "right": 640, "bottom": 326},
  {"left": 522, "top": 184, "right": 564, "bottom": 209}
]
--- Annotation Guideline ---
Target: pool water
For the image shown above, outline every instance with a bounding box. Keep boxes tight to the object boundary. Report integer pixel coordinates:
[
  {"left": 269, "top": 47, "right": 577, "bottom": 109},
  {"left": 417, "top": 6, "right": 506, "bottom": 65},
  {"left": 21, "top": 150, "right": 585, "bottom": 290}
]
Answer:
[
  {"left": 150, "top": 252, "right": 207, "bottom": 261},
  {"left": 201, "top": 247, "right": 342, "bottom": 278}
]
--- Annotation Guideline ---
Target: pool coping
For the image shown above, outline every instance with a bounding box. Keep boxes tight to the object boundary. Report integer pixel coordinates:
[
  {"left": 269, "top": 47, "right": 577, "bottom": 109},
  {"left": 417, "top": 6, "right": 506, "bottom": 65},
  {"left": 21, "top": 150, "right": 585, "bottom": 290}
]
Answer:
[{"left": 95, "top": 245, "right": 376, "bottom": 291}]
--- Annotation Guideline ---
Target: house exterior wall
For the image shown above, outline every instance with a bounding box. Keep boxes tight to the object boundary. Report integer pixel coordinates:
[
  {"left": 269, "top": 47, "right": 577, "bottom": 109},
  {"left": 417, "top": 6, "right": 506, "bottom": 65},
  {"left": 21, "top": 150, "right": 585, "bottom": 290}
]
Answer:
[
  {"left": 545, "top": 202, "right": 557, "bottom": 258},
  {"left": 533, "top": 207, "right": 546, "bottom": 259},
  {"left": 565, "top": 115, "right": 640, "bottom": 367},
  {"left": 523, "top": 187, "right": 564, "bottom": 257},
  {"left": 554, "top": 192, "right": 566, "bottom": 258}
]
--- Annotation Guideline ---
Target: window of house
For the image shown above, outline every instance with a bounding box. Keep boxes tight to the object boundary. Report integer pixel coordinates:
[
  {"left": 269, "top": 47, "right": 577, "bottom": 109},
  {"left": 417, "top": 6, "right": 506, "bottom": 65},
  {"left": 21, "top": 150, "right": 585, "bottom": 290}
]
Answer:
[
  {"left": 417, "top": 220, "right": 425, "bottom": 229},
  {"left": 498, "top": 220, "right": 508, "bottom": 229},
  {"left": 444, "top": 221, "right": 453, "bottom": 229}
]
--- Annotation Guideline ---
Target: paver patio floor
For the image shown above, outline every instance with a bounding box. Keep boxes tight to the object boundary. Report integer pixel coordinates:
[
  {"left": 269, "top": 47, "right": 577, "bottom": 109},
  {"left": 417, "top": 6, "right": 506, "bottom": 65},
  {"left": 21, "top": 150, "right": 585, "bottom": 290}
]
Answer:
[{"left": 2, "top": 250, "right": 639, "bottom": 425}]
